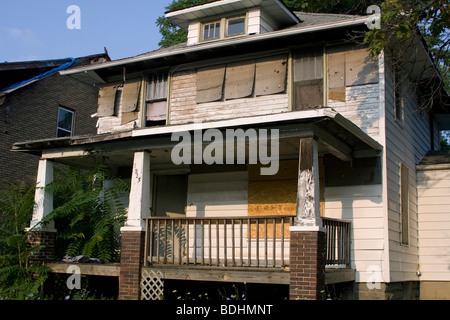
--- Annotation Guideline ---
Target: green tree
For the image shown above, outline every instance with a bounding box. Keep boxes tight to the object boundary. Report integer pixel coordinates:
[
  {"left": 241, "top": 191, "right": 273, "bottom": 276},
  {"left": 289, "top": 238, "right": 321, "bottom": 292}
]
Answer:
[
  {"left": 43, "top": 165, "right": 129, "bottom": 263},
  {"left": 157, "top": 0, "right": 216, "bottom": 47},
  {"left": 0, "top": 181, "right": 49, "bottom": 300}
]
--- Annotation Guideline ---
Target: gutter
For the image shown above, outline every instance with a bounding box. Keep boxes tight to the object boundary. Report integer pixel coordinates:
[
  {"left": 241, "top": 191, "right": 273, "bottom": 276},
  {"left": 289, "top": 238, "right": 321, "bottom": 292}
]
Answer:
[{"left": 60, "top": 16, "right": 370, "bottom": 76}]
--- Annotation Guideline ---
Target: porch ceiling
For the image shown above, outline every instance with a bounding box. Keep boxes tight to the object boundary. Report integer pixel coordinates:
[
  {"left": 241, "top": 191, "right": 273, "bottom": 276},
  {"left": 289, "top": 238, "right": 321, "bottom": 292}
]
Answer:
[{"left": 11, "top": 109, "right": 382, "bottom": 169}]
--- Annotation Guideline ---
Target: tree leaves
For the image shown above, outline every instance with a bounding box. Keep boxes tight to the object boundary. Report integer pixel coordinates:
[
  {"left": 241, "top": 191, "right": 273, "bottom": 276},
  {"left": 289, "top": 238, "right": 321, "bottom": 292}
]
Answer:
[{"left": 43, "top": 166, "right": 129, "bottom": 263}]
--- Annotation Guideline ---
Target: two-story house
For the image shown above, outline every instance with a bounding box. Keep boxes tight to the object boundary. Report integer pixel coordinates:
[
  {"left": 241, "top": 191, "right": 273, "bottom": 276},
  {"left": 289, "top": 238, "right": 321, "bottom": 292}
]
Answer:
[
  {"left": 13, "top": 0, "right": 450, "bottom": 300},
  {"left": 0, "top": 52, "right": 110, "bottom": 185}
]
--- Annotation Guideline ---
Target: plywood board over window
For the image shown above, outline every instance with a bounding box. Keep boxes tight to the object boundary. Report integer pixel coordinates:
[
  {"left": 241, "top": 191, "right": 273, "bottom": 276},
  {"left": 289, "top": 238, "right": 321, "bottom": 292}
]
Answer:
[
  {"left": 121, "top": 80, "right": 141, "bottom": 113},
  {"left": 255, "top": 54, "right": 287, "bottom": 96},
  {"left": 196, "top": 65, "right": 226, "bottom": 103},
  {"left": 400, "top": 162, "right": 409, "bottom": 245},
  {"left": 224, "top": 60, "right": 255, "bottom": 100},
  {"left": 345, "top": 49, "right": 378, "bottom": 86},
  {"left": 97, "top": 86, "right": 117, "bottom": 117},
  {"left": 327, "top": 51, "right": 346, "bottom": 102}
]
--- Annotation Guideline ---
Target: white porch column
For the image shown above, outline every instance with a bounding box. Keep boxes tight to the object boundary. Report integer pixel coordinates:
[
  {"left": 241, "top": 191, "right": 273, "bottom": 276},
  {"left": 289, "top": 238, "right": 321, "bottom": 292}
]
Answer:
[
  {"left": 28, "top": 159, "right": 56, "bottom": 232},
  {"left": 121, "top": 151, "right": 151, "bottom": 232}
]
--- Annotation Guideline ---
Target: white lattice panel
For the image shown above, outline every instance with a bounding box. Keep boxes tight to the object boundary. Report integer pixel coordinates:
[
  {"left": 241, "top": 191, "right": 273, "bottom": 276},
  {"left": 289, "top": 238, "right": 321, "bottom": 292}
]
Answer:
[{"left": 141, "top": 269, "right": 164, "bottom": 300}]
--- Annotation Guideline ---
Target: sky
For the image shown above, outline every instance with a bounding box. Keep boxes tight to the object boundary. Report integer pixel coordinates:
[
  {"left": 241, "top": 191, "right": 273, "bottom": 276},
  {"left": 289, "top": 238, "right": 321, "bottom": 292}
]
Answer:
[{"left": 0, "top": 0, "right": 174, "bottom": 62}]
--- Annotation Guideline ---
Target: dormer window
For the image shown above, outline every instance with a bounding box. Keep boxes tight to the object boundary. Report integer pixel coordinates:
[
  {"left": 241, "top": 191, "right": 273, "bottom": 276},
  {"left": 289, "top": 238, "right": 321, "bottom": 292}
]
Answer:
[
  {"left": 226, "top": 16, "right": 245, "bottom": 36},
  {"left": 203, "top": 21, "right": 221, "bottom": 41},
  {"left": 201, "top": 15, "right": 247, "bottom": 42}
]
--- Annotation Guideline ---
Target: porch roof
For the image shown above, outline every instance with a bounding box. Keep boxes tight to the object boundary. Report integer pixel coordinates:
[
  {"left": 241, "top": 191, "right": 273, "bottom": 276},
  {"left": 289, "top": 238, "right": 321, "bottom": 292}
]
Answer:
[{"left": 11, "top": 108, "right": 382, "bottom": 168}]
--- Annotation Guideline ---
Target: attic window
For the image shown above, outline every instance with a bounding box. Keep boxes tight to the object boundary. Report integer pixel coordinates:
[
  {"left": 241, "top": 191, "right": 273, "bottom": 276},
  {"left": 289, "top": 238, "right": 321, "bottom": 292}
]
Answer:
[
  {"left": 226, "top": 17, "right": 245, "bottom": 37},
  {"left": 201, "top": 15, "right": 247, "bottom": 42},
  {"left": 203, "top": 21, "right": 221, "bottom": 41}
]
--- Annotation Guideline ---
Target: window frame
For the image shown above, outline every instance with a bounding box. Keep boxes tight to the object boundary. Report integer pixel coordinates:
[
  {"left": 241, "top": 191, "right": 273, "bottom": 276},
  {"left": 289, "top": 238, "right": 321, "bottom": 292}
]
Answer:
[
  {"left": 400, "top": 162, "right": 409, "bottom": 245},
  {"left": 200, "top": 14, "right": 248, "bottom": 43},
  {"left": 145, "top": 72, "right": 169, "bottom": 127},
  {"left": 56, "top": 106, "right": 75, "bottom": 137}
]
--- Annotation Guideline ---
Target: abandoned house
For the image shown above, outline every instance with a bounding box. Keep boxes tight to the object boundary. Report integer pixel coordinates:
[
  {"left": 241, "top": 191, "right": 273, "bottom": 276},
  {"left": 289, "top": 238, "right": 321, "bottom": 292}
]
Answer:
[
  {"left": 11, "top": 0, "right": 450, "bottom": 300},
  {"left": 0, "top": 52, "right": 110, "bottom": 185}
]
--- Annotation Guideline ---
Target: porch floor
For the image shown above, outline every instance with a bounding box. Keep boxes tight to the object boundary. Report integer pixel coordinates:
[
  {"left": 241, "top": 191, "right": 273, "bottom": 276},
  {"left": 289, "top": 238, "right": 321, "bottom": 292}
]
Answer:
[{"left": 46, "top": 262, "right": 355, "bottom": 285}]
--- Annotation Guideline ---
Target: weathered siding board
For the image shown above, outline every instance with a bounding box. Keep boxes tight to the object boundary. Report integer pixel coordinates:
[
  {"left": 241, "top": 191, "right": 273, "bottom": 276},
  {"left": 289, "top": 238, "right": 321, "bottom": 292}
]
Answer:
[
  {"left": 328, "top": 83, "right": 381, "bottom": 140},
  {"left": 324, "top": 184, "right": 385, "bottom": 282},
  {"left": 418, "top": 166, "right": 450, "bottom": 281},
  {"left": 384, "top": 53, "right": 432, "bottom": 282},
  {"left": 169, "top": 67, "right": 289, "bottom": 124}
]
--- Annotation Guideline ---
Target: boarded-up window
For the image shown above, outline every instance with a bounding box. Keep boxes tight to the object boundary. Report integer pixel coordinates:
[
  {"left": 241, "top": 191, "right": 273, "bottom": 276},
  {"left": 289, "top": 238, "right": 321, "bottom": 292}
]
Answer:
[
  {"left": 400, "top": 162, "right": 409, "bottom": 245},
  {"left": 196, "top": 65, "right": 225, "bottom": 103},
  {"left": 345, "top": 49, "right": 378, "bottom": 86},
  {"left": 327, "top": 51, "right": 346, "bottom": 102},
  {"left": 327, "top": 47, "right": 379, "bottom": 102},
  {"left": 294, "top": 49, "right": 323, "bottom": 110},
  {"left": 97, "top": 86, "right": 117, "bottom": 117},
  {"left": 121, "top": 80, "right": 141, "bottom": 113},
  {"left": 255, "top": 54, "right": 287, "bottom": 96},
  {"left": 224, "top": 60, "right": 255, "bottom": 100}
]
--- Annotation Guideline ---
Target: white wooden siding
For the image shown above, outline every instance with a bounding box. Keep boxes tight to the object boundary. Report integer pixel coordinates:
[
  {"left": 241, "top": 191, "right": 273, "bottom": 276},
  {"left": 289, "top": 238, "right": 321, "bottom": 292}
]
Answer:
[
  {"left": 324, "top": 184, "right": 386, "bottom": 282},
  {"left": 186, "top": 171, "right": 248, "bottom": 217},
  {"left": 417, "top": 167, "right": 450, "bottom": 281},
  {"left": 328, "top": 83, "right": 381, "bottom": 142},
  {"left": 384, "top": 53, "right": 432, "bottom": 282}
]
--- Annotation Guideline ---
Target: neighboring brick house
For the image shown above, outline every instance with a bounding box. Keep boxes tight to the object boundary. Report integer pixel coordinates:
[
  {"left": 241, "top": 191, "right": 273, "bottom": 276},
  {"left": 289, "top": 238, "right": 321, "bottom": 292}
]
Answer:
[{"left": 0, "top": 53, "right": 110, "bottom": 185}]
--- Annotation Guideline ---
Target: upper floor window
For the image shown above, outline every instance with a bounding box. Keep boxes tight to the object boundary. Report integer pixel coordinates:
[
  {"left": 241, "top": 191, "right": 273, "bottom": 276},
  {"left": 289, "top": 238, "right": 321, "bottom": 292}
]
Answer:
[
  {"left": 226, "top": 16, "right": 245, "bottom": 37},
  {"left": 201, "top": 15, "right": 247, "bottom": 42},
  {"left": 146, "top": 73, "right": 168, "bottom": 127},
  {"left": 57, "top": 106, "right": 74, "bottom": 137},
  {"left": 203, "top": 21, "right": 221, "bottom": 41}
]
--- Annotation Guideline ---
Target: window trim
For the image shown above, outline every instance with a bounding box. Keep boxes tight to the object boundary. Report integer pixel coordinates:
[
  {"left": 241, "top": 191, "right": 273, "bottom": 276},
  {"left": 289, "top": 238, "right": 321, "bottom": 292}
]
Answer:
[
  {"left": 145, "top": 72, "right": 169, "bottom": 127},
  {"left": 56, "top": 106, "right": 75, "bottom": 137},
  {"left": 200, "top": 14, "right": 248, "bottom": 43}
]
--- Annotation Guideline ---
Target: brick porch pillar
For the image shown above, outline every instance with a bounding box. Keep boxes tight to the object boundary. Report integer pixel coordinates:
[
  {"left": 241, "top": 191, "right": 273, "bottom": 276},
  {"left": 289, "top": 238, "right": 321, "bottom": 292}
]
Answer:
[
  {"left": 27, "top": 159, "right": 57, "bottom": 261},
  {"left": 289, "top": 137, "right": 326, "bottom": 300},
  {"left": 118, "top": 151, "right": 151, "bottom": 300}
]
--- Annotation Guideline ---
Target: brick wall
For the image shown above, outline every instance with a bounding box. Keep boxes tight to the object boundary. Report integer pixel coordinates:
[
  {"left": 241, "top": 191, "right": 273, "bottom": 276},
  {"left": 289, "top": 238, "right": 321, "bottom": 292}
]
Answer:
[
  {"left": 118, "top": 231, "right": 145, "bottom": 300},
  {"left": 27, "top": 231, "right": 56, "bottom": 262},
  {"left": 289, "top": 230, "right": 326, "bottom": 300},
  {"left": 0, "top": 73, "right": 98, "bottom": 185}
]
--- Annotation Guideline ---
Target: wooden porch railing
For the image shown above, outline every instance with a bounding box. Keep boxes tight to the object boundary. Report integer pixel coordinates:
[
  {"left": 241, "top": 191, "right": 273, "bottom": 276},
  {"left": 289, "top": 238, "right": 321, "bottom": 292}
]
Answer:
[
  {"left": 322, "top": 217, "right": 351, "bottom": 266},
  {"left": 143, "top": 216, "right": 351, "bottom": 268}
]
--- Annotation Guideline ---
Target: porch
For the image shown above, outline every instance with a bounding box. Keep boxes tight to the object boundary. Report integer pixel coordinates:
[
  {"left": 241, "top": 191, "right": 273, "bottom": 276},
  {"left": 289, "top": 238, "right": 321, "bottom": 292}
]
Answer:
[{"left": 15, "top": 109, "right": 381, "bottom": 299}]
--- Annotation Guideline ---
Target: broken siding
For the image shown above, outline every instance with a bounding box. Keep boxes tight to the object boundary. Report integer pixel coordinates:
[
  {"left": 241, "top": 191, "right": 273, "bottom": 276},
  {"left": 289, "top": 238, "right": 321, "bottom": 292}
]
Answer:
[
  {"left": 96, "top": 78, "right": 143, "bottom": 134},
  {"left": 327, "top": 46, "right": 381, "bottom": 141},
  {"left": 169, "top": 68, "right": 288, "bottom": 125}
]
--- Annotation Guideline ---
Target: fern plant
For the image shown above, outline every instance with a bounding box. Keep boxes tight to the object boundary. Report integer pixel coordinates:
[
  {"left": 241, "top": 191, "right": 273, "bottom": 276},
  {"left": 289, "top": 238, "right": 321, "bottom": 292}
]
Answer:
[
  {"left": 0, "top": 181, "right": 49, "bottom": 300},
  {"left": 42, "top": 165, "right": 129, "bottom": 263}
]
